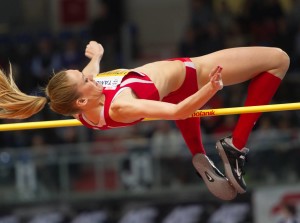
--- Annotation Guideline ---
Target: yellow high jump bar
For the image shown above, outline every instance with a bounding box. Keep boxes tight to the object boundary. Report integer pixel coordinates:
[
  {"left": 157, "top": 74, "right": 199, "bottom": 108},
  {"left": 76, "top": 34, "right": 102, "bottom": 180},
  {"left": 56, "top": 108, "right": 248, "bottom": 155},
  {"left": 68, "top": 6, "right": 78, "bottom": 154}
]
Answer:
[{"left": 0, "top": 102, "right": 300, "bottom": 131}]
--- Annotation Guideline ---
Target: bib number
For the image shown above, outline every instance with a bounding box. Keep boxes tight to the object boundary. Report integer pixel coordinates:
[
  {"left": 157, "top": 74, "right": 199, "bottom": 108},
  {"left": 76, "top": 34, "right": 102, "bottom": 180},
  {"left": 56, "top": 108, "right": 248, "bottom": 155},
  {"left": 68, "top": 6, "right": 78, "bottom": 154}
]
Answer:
[{"left": 94, "top": 69, "right": 129, "bottom": 89}]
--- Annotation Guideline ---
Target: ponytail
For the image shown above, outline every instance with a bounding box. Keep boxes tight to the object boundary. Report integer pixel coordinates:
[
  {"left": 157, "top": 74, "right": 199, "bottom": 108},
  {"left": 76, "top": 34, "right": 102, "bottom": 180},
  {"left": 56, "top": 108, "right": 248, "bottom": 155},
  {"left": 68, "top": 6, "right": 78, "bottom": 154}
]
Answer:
[{"left": 0, "top": 66, "right": 47, "bottom": 119}]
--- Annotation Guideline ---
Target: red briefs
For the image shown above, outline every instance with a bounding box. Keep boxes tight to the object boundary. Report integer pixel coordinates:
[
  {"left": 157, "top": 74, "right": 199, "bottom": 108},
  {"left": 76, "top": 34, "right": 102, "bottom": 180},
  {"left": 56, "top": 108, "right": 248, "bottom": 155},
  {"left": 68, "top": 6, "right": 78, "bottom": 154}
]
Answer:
[{"left": 78, "top": 57, "right": 198, "bottom": 130}]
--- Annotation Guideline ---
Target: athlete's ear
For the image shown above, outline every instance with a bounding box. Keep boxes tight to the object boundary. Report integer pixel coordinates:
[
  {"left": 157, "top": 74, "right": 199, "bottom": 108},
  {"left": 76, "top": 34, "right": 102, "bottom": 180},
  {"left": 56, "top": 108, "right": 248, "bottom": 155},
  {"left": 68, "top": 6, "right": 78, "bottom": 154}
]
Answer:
[{"left": 76, "top": 98, "right": 88, "bottom": 107}]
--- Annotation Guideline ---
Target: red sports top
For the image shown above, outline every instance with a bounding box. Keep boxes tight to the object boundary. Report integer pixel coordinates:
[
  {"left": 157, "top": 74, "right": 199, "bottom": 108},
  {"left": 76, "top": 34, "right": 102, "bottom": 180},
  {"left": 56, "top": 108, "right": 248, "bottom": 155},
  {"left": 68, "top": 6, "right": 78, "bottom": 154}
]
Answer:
[{"left": 78, "top": 58, "right": 197, "bottom": 130}]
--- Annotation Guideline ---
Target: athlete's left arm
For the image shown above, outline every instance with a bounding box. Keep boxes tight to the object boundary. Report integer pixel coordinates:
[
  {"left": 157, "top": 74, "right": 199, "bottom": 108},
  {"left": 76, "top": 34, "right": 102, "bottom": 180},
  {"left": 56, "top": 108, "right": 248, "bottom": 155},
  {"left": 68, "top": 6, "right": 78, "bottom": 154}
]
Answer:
[{"left": 82, "top": 41, "right": 104, "bottom": 79}]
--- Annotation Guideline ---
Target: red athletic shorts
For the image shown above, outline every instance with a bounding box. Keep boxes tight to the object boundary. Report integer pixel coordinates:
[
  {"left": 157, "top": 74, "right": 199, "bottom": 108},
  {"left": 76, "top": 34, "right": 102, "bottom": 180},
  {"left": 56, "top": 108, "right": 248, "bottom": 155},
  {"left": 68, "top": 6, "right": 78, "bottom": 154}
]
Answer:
[{"left": 162, "top": 57, "right": 198, "bottom": 104}]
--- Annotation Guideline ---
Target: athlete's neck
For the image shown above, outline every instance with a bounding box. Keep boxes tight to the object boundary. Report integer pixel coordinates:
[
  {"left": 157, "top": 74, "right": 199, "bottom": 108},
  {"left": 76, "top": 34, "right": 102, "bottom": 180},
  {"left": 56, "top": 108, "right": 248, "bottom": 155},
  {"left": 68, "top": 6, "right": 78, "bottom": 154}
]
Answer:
[{"left": 82, "top": 94, "right": 105, "bottom": 125}]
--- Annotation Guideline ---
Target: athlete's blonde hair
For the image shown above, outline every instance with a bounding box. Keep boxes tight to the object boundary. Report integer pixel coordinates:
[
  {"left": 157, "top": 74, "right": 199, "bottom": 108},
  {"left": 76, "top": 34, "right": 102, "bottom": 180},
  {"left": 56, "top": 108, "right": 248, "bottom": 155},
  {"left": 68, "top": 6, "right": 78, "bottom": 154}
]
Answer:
[
  {"left": 0, "top": 68, "right": 82, "bottom": 120},
  {"left": 0, "top": 67, "right": 47, "bottom": 119}
]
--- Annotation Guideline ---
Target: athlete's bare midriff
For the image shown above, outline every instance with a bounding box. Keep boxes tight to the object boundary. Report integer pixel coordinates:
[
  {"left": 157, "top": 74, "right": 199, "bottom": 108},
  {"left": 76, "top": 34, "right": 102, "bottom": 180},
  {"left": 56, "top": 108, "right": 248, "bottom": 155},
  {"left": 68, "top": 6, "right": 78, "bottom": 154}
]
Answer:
[{"left": 132, "top": 60, "right": 186, "bottom": 99}]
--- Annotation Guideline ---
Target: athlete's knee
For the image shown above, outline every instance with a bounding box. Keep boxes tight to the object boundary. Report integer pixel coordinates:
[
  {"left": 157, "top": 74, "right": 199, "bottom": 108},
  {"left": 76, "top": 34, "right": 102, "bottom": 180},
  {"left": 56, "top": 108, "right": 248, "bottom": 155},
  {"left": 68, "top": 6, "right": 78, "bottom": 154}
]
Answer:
[
  {"left": 274, "top": 48, "right": 290, "bottom": 77},
  {"left": 267, "top": 48, "right": 290, "bottom": 79}
]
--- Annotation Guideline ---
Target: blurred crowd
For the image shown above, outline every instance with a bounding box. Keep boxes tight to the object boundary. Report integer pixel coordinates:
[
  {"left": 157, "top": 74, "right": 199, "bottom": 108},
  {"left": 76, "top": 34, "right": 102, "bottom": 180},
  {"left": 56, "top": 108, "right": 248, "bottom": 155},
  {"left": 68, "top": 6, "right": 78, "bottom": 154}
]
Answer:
[{"left": 0, "top": 0, "right": 300, "bottom": 200}]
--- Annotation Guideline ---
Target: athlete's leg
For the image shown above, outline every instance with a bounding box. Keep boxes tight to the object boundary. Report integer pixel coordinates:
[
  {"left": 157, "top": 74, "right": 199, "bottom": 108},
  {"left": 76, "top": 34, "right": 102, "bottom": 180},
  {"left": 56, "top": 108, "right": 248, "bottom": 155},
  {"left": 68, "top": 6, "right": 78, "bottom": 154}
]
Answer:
[
  {"left": 192, "top": 47, "right": 289, "bottom": 149},
  {"left": 176, "top": 118, "right": 237, "bottom": 200},
  {"left": 191, "top": 47, "right": 290, "bottom": 193},
  {"left": 191, "top": 46, "right": 289, "bottom": 86},
  {"left": 169, "top": 58, "right": 238, "bottom": 200},
  {"left": 217, "top": 71, "right": 283, "bottom": 193},
  {"left": 175, "top": 118, "right": 204, "bottom": 155},
  {"left": 231, "top": 72, "right": 282, "bottom": 149}
]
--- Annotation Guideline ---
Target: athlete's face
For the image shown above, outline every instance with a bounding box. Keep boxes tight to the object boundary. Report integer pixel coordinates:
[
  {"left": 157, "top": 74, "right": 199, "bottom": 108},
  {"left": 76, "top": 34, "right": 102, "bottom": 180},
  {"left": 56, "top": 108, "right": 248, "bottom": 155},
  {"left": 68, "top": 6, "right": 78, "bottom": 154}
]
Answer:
[{"left": 66, "top": 70, "right": 103, "bottom": 108}]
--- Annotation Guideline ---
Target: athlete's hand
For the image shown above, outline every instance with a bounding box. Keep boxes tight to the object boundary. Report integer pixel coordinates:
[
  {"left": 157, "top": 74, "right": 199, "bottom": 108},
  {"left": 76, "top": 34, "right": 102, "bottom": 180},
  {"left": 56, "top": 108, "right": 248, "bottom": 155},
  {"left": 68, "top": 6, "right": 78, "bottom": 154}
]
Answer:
[
  {"left": 209, "top": 66, "right": 223, "bottom": 90},
  {"left": 85, "top": 41, "right": 104, "bottom": 60}
]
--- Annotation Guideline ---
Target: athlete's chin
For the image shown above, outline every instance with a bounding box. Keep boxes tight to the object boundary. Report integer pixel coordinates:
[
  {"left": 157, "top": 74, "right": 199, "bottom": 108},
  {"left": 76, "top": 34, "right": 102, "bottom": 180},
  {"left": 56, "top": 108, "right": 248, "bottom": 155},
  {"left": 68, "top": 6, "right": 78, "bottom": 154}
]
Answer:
[{"left": 98, "top": 85, "right": 104, "bottom": 91}]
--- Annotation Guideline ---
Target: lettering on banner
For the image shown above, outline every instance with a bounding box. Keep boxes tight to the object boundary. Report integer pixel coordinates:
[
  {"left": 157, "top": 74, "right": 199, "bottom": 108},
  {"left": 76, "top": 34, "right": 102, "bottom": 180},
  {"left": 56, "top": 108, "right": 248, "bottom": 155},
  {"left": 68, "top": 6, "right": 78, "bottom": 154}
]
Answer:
[{"left": 191, "top": 110, "right": 216, "bottom": 117}]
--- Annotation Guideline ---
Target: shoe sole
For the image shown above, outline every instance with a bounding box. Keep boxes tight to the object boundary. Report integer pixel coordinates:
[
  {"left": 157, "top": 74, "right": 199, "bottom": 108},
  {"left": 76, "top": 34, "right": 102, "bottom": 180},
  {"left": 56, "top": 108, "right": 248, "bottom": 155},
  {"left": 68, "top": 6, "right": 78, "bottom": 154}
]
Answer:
[
  {"left": 192, "top": 154, "right": 237, "bottom": 200},
  {"left": 216, "top": 142, "right": 246, "bottom": 194}
]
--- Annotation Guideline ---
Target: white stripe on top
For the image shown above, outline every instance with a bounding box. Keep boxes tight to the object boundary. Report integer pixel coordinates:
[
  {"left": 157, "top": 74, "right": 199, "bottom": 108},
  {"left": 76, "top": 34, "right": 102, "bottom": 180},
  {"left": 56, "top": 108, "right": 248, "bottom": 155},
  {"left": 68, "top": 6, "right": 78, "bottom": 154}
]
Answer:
[
  {"left": 184, "top": 61, "right": 195, "bottom": 69},
  {"left": 120, "top": 77, "right": 153, "bottom": 87}
]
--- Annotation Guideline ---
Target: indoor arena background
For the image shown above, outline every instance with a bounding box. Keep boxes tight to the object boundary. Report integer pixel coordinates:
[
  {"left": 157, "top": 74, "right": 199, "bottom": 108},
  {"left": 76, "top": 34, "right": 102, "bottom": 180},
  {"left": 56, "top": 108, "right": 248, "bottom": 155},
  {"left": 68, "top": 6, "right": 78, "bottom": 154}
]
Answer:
[{"left": 0, "top": 0, "right": 299, "bottom": 222}]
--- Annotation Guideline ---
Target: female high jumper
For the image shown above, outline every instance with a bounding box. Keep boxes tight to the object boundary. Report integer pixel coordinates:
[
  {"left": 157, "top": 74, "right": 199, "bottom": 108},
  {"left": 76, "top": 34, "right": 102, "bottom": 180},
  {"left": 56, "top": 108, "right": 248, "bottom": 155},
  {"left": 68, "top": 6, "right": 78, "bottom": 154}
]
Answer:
[{"left": 0, "top": 40, "right": 290, "bottom": 200}]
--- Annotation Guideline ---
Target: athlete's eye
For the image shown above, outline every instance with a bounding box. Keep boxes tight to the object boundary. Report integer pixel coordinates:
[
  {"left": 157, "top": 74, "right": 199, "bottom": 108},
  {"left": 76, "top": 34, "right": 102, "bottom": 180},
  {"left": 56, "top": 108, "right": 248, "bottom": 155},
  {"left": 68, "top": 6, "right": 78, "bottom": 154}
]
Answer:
[{"left": 84, "top": 77, "right": 89, "bottom": 83}]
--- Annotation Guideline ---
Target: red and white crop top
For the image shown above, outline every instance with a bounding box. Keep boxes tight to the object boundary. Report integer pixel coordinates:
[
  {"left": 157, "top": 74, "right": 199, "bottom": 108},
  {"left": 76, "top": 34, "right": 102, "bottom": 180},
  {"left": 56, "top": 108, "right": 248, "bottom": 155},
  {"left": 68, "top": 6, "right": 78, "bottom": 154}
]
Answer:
[{"left": 78, "top": 69, "right": 160, "bottom": 130}]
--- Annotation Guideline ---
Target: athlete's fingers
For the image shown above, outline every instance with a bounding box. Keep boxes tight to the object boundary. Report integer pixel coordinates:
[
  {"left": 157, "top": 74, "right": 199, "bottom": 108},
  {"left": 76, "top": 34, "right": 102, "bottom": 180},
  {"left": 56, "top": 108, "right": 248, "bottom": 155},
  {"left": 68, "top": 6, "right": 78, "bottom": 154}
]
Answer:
[
  {"left": 215, "top": 73, "right": 223, "bottom": 90},
  {"left": 211, "top": 71, "right": 223, "bottom": 90},
  {"left": 209, "top": 65, "right": 223, "bottom": 78}
]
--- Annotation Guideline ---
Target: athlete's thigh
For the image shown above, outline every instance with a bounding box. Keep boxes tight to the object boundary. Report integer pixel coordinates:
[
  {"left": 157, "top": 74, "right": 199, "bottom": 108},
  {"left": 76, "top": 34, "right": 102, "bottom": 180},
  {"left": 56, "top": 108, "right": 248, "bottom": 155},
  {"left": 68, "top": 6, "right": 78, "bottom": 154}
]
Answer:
[{"left": 191, "top": 47, "right": 286, "bottom": 87}]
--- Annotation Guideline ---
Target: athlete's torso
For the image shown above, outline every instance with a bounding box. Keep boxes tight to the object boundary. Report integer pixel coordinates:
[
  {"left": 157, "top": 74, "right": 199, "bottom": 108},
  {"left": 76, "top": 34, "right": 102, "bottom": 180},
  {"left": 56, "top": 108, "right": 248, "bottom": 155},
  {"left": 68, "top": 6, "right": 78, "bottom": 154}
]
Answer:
[
  {"left": 132, "top": 60, "right": 186, "bottom": 99},
  {"left": 78, "top": 69, "right": 160, "bottom": 130},
  {"left": 78, "top": 58, "right": 198, "bottom": 130}
]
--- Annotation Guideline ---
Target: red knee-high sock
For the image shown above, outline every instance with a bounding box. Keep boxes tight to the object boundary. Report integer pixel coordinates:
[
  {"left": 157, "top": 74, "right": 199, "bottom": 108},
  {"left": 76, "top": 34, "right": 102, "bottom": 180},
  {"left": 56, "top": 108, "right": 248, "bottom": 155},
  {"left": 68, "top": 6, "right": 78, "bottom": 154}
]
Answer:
[
  {"left": 232, "top": 72, "right": 282, "bottom": 149},
  {"left": 175, "top": 118, "right": 206, "bottom": 155}
]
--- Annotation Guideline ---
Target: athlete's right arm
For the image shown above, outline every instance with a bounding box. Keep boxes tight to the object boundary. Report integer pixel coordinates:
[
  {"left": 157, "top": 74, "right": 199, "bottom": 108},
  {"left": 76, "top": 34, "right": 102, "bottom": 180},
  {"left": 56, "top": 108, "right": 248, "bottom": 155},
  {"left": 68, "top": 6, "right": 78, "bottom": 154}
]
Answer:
[
  {"left": 110, "top": 66, "right": 223, "bottom": 122},
  {"left": 82, "top": 41, "right": 104, "bottom": 79}
]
